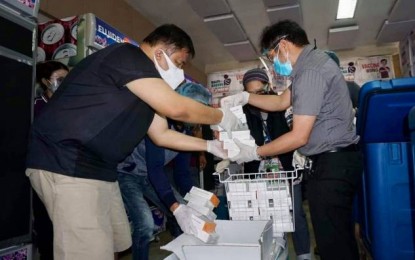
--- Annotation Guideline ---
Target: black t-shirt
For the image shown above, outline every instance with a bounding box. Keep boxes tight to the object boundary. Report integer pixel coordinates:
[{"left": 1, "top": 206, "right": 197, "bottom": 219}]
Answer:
[{"left": 27, "top": 43, "right": 161, "bottom": 181}]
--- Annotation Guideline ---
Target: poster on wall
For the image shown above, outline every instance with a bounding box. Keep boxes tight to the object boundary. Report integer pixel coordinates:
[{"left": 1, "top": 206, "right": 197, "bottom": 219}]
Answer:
[
  {"left": 340, "top": 55, "right": 395, "bottom": 87},
  {"left": 207, "top": 69, "right": 247, "bottom": 108}
]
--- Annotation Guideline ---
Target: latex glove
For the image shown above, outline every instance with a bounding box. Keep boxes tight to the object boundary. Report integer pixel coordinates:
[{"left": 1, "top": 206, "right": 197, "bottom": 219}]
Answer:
[
  {"left": 292, "top": 150, "right": 306, "bottom": 168},
  {"left": 215, "top": 159, "right": 230, "bottom": 173},
  {"left": 229, "top": 138, "right": 261, "bottom": 164},
  {"left": 173, "top": 204, "right": 197, "bottom": 235},
  {"left": 207, "top": 140, "right": 228, "bottom": 159},
  {"left": 220, "top": 91, "right": 250, "bottom": 110},
  {"left": 217, "top": 107, "right": 243, "bottom": 134}
]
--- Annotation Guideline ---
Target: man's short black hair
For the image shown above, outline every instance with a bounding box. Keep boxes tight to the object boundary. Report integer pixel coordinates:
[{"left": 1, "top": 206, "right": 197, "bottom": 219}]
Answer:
[
  {"left": 260, "top": 20, "right": 309, "bottom": 53},
  {"left": 143, "top": 24, "right": 195, "bottom": 58}
]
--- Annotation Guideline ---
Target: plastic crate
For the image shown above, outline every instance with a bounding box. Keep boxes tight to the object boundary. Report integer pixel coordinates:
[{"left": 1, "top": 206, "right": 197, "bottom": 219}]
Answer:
[{"left": 214, "top": 168, "right": 298, "bottom": 237}]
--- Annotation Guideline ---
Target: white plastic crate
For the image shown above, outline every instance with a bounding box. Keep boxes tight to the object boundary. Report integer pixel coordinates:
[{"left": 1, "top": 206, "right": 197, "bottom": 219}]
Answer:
[{"left": 214, "top": 168, "right": 298, "bottom": 236}]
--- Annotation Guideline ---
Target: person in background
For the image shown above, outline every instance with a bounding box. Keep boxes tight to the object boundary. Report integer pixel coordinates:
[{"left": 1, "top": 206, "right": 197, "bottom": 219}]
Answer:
[
  {"left": 325, "top": 50, "right": 367, "bottom": 259},
  {"left": 34, "top": 61, "right": 69, "bottom": 117},
  {"left": 117, "top": 82, "right": 211, "bottom": 260},
  {"left": 241, "top": 68, "right": 311, "bottom": 260},
  {"left": 221, "top": 20, "right": 363, "bottom": 260},
  {"left": 325, "top": 51, "right": 360, "bottom": 109},
  {"left": 32, "top": 60, "right": 69, "bottom": 260},
  {"left": 26, "top": 24, "right": 240, "bottom": 260}
]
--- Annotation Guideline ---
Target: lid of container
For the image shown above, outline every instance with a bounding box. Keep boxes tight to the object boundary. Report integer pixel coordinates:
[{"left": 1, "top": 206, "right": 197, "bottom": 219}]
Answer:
[{"left": 357, "top": 78, "right": 415, "bottom": 143}]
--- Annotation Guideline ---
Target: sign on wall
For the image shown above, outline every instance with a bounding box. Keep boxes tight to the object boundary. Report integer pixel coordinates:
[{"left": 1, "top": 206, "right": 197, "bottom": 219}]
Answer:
[{"left": 340, "top": 55, "right": 395, "bottom": 86}]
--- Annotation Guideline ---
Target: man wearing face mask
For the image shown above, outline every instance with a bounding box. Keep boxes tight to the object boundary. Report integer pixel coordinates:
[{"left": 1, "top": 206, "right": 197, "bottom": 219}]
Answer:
[
  {"left": 221, "top": 20, "right": 363, "bottom": 260},
  {"left": 26, "top": 24, "right": 241, "bottom": 260}
]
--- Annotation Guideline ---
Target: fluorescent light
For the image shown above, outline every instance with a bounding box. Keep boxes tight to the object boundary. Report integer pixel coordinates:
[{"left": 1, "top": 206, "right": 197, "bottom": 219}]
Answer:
[{"left": 336, "top": 0, "right": 357, "bottom": 19}]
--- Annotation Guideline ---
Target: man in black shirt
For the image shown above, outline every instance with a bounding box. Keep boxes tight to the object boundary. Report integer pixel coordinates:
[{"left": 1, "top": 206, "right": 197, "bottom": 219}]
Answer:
[{"left": 26, "top": 24, "right": 239, "bottom": 260}]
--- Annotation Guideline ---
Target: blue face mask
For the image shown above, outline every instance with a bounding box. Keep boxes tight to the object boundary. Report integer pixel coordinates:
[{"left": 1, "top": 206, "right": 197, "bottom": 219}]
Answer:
[{"left": 273, "top": 50, "right": 292, "bottom": 76}]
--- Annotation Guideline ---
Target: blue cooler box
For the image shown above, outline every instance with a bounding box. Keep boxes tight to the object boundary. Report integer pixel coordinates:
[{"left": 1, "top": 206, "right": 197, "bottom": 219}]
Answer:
[
  {"left": 357, "top": 78, "right": 415, "bottom": 260},
  {"left": 410, "top": 106, "right": 415, "bottom": 169}
]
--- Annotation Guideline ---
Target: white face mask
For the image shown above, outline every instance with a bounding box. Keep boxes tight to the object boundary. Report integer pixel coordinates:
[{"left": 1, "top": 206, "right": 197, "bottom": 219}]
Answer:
[
  {"left": 154, "top": 50, "right": 185, "bottom": 90},
  {"left": 47, "top": 78, "right": 60, "bottom": 93}
]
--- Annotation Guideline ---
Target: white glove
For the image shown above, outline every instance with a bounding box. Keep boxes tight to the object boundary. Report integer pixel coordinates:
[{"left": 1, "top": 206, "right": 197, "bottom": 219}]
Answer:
[
  {"left": 217, "top": 107, "right": 243, "bottom": 134},
  {"left": 292, "top": 150, "right": 306, "bottom": 168},
  {"left": 220, "top": 91, "right": 250, "bottom": 110},
  {"left": 173, "top": 204, "right": 197, "bottom": 235},
  {"left": 229, "top": 138, "right": 261, "bottom": 164},
  {"left": 215, "top": 159, "right": 230, "bottom": 173},
  {"left": 207, "top": 140, "right": 228, "bottom": 159}
]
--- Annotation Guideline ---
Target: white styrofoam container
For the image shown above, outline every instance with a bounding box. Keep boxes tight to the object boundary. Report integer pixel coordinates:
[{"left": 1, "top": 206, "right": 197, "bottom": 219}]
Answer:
[{"left": 162, "top": 220, "right": 278, "bottom": 260}]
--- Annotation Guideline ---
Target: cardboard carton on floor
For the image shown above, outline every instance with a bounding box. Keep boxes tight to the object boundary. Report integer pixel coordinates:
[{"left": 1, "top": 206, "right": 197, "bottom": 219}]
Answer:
[{"left": 162, "top": 220, "right": 280, "bottom": 260}]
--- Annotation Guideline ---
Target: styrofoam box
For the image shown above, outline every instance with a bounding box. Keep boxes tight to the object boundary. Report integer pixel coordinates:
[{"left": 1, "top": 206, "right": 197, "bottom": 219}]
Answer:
[{"left": 162, "top": 220, "right": 276, "bottom": 260}]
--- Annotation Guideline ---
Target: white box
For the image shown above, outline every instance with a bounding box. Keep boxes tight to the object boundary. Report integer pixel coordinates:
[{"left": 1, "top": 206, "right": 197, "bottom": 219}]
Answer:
[
  {"left": 229, "top": 207, "right": 260, "bottom": 218},
  {"left": 184, "top": 193, "right": 215, "bottom": 210},
  {"left": 226, "top": 191, "right": 257, "bottom": 201},
  {"left": 230, "top": 105, "right": 243, "bottom": 115},
  {"left": 248, "top": 182, "right": 267, "bottom": 191},
  {"left": 219, "top": 130, "right": 252, "bottom": 141},
  {"left": 162, "top": 220, "right": 275, "bottom": 260},
  {"left": 189, "top": 187, "right": 220, "bottom": 207},
  {"left": 187, "top": 201, "right": 217, "bottom": 220},
  {"left": 223, "top": 139, "right": 255, "bottom": 150},
  {"left": 228, "top": 199, "right": 254, "bottom": 209},
  {"left": 260, "top": 208, "right": 292, "bottom": 222},
  {"left": 231, "top": 130, "right": 251, "bottom": 140},
  {"left": 227, "top": 182, "right": 248, "bottom": 192},
  {"left": 257, "top": 190, "right": 289, "bottom": 200},
  {"left": 273, "top": 222, "right": 294, "bottom": 232}
]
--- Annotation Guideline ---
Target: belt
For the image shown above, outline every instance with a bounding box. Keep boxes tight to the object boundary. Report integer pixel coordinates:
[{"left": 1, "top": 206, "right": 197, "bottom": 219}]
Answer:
[
  {"left": 324, "top": 143, "right": 360, "bottom": 154},
  {"left": 309, "top": 143, "right": 360, "bottom": 162}
]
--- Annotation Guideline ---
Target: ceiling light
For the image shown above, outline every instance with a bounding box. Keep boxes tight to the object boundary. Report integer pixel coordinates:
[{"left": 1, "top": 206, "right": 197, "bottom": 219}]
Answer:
[{"left": 336, "top": 0, "right": 357, "bottom": 19}]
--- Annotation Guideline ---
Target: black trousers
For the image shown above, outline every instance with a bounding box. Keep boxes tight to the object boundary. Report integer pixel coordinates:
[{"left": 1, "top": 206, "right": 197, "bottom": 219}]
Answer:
[{"left": 306, "top": 150, "right": 363, "bottom": 260}]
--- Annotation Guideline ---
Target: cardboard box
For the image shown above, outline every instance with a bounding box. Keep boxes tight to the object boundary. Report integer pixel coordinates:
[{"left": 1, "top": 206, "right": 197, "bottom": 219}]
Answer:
[{"left": 162, "top": 220, "right": 277, "bottom": 260}]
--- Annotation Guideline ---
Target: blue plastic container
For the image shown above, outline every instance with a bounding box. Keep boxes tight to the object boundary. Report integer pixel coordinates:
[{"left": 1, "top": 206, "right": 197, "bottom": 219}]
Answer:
[
  {"left": 357, "top": 78, "right": 415, "bottom": 260},
  {"left": 410, "top": 106, "right": 415, "bottom": 170}
]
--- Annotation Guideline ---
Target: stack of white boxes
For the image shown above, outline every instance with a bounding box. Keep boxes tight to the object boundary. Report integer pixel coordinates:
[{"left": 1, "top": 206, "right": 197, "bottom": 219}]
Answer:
[
  {"left": 218, "top": 105, "right": 294, "bottom": 237},
  {"left": 184, "top": 187, "right": 220, "bottom": 243},
  {"left": 226, "top": 180, "right": 294, "bottom": 237},
  {"left": 218, "top": 105, "right": 256, "bottom": 158}
]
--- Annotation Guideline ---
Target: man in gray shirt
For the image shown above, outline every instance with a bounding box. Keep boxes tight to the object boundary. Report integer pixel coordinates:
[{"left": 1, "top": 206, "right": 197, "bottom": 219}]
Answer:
[{"left": 221, "top": 20, "right": 363, "bottom": 259}]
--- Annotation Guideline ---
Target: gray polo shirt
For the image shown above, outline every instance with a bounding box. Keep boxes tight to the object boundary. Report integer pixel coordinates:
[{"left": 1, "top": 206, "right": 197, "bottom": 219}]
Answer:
[{"left": 290, "top": 45, "right": 359, "bottom": 156}]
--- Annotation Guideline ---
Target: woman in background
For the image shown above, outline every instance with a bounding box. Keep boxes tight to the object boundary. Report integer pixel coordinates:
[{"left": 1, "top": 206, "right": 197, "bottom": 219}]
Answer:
[{"left": 34, "top": 61, "right": 69, "bottom": 117}]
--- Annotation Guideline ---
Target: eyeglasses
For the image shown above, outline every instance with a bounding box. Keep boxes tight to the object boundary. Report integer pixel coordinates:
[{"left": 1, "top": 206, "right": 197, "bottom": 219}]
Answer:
[
  {"left": 261, "top": 35, "right": 288, "bottom": 62},
  {"left": 248, "top": 83, "right": 270, "bottom": 95}
]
